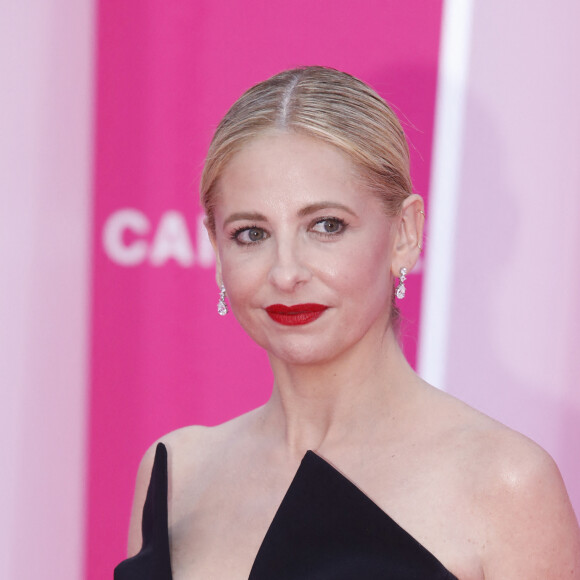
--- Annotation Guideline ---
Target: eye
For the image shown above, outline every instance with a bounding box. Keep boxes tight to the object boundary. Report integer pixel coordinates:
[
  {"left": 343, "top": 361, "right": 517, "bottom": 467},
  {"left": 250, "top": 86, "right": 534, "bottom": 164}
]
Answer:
[
  {"left": 311, "top": 217, "right": 346, "bottom": 235},
  {"left": 232, "top": 226, "right": 268, "bottom": 245}
]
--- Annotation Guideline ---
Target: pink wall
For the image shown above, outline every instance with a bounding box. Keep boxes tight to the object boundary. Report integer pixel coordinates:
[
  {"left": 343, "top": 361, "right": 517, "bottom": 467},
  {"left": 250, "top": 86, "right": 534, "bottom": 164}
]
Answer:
[
  {"left": 442, "top": 0, "right": 580, "bottom": 515},
  {"left": 88, "top": 1, "right": 443, "bottom": 576}
]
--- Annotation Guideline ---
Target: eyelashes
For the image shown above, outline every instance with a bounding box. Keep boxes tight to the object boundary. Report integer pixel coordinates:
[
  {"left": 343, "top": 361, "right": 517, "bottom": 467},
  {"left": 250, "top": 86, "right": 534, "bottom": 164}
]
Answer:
[
  {"left": 230, "top": 217, "right": 349, "bottom": 246},
  {"left": 310, "top": 217, "right": 347, "bottom": 236},
  {"left": 230, "top": 226, "right": 268, "bottom": 245}
]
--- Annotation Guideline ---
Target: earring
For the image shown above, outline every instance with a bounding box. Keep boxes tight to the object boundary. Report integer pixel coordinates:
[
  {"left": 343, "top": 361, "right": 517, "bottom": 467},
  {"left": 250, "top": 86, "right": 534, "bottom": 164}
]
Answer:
[
  {"left": 395, "top": 267, "right": 408, "bottom": 300},
  {"left": 217, "top": 285, "right": 228, "bottom": 316}
]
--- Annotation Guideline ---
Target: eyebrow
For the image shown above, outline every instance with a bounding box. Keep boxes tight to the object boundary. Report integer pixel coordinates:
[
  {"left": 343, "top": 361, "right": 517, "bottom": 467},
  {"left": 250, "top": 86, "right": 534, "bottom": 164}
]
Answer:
[
  {"left": 297, "top": 202, "right": 357, "bottom": 218},
  {"left": 223, "top": 211, "right": 267, "bottom": 226},
  {"left": 223, "top": 202, "right": 357, "bottom": 227}
]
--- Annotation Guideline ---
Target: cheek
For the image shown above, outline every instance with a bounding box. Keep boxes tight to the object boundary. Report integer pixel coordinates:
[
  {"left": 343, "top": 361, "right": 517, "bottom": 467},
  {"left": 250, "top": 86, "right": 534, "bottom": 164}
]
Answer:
[
  {"left": 220, "top": 251, "right": 265, "bottom": 309},
  {"left": 323, "top": 235, "right": 392, "bottom": 290}
]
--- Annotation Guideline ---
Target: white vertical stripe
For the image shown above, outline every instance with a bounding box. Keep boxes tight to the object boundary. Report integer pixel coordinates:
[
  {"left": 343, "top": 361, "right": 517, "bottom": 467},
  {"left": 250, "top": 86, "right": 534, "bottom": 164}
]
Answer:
[
  {"left": 418, "top": 0, "right": 474, "bottom": 389},
  {"left": 0, "top": 1, "right": 94, "bottom": 578}
]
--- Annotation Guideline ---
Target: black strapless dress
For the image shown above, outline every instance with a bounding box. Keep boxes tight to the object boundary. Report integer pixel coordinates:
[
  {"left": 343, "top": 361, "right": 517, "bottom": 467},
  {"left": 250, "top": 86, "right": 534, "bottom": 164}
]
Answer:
[{"left": 115, "top": 443, "right": 458, "bottom": 579}]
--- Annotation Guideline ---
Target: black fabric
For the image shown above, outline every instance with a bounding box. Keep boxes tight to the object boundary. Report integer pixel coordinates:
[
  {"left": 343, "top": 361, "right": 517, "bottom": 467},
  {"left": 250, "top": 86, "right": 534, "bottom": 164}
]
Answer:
[
  {"left": 249, "top": 451, "right": 457, "bottom": 579},
  {"left": 114, "top": 443, "right": 172, "bottom": 580},
  {"left": 115, "top": 443, "right": 458, "bottom": 579}
]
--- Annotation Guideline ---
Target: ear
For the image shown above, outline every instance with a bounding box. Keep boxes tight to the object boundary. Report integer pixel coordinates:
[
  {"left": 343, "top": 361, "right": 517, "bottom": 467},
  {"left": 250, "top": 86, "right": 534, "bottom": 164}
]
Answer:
[
  {"left": 391, "top": 194, "right": 425, "bottom": 277},
  {"left": 204, "top": 217, "right": 223, "bottom": 288}
]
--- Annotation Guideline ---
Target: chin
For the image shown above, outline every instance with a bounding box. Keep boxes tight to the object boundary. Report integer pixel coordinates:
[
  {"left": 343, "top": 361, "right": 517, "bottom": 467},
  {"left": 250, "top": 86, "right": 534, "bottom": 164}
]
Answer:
[{"left": 267, "top": 337, "right": 349, "bottom": 367}]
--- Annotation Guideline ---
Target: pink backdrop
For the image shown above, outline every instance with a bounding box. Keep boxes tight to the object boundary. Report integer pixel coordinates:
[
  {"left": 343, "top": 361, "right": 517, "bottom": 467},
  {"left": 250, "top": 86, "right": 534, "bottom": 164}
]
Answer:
[{"left": 87, "top": 1, "right": 443, "bottom": 576}]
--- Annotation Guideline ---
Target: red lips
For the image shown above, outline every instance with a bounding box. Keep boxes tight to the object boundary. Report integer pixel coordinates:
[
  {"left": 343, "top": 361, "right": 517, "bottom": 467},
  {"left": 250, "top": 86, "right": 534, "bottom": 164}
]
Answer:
[{"left": 265, "top": 303, "right": 328, "bottom": 326}]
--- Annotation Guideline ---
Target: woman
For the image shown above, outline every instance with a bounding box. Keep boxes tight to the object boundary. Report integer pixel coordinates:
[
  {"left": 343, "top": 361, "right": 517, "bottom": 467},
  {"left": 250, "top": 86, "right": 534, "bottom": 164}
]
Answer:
[{"left": 115, "top": 67, "right": 580, "bottom": 579}]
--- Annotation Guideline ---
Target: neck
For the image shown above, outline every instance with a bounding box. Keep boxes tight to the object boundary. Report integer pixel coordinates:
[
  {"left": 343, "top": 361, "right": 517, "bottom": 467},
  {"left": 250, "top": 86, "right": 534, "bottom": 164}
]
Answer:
[{"left": 261, "top": 326, "right": 418, "bottom": 459}]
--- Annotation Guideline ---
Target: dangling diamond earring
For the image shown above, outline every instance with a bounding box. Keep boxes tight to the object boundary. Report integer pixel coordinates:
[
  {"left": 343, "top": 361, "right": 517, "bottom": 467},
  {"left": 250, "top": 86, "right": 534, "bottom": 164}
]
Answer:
[
  {"left": 395, "top": 267, "right": 407, "bottom": 300},
  {"left": 217, "top": 284, "right": 228, "bottom": 316}
]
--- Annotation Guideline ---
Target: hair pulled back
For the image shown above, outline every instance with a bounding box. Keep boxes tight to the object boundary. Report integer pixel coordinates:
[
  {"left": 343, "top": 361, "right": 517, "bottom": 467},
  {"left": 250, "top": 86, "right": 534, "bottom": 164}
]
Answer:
[{"left": 200, "top": 66, "right": 413, "bottom": 233}]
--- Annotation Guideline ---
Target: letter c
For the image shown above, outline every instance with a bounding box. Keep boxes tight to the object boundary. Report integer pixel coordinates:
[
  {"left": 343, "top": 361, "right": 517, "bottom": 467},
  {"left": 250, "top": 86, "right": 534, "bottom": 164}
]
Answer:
[{"left": 102, "top": 209, "right": 150, "bottom": 266}]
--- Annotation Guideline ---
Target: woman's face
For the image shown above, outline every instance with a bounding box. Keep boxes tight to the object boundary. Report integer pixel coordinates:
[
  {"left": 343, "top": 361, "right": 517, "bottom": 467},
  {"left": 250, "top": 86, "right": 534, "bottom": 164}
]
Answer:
[{"left": 210, "top": 131, "right": 400, "bottom": 366}]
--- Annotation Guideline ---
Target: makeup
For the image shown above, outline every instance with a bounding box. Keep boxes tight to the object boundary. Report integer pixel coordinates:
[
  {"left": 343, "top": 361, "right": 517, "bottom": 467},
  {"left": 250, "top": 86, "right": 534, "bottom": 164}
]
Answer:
[{"left": 265, "top": 303, "right": 328, "bottom": 326}]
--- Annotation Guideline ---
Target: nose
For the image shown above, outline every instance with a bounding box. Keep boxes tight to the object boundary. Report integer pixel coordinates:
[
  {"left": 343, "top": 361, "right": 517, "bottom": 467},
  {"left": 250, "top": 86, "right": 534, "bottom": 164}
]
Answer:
[{"left": 268, "top": 237, "right": 312, "bottom": 292}]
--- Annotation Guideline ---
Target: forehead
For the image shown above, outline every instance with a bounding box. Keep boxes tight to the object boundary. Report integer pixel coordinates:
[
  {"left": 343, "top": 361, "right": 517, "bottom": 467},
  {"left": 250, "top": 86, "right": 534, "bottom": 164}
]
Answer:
[{"left": 215, "top": 131, "right": 366, "bottom": 212}]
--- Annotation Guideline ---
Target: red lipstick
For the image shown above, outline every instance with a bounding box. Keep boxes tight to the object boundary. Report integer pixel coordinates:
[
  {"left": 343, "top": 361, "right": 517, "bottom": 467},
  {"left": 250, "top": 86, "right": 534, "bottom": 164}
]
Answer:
[{"left": 265, "top": 303, "right": 328, "bottom": 326}]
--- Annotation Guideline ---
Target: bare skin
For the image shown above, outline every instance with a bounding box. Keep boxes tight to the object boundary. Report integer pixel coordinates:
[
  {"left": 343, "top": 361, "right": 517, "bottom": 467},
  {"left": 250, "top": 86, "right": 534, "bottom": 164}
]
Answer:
[{"left": 127, "top": 133, "right": 580, "bottom": 579}]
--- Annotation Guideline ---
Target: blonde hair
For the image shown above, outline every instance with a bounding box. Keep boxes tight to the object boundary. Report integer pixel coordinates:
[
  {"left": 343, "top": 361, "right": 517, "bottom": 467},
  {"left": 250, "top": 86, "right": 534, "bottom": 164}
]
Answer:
[{"left": 200, "top": 66, "right": 413, "bottom": 233}]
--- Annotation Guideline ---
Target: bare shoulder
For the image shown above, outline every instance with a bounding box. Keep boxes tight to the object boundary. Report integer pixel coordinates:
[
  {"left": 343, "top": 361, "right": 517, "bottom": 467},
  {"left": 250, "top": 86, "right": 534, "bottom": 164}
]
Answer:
[
  {"left": 428, "top": 388, "right": 580, "bottom": 578},
  {"left": 476, "top": 429, "right": 579, "bottom": 578},
  {"left": 125, "top": 412, "right": 257, "bottom": 557},
  {"left": 125, "top": 425, "right": 210, "bottom": 556}
]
